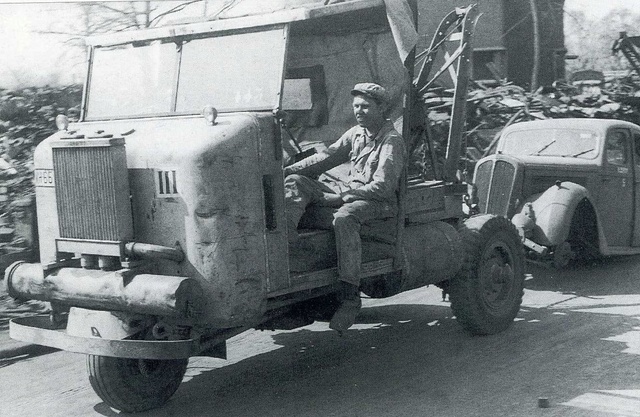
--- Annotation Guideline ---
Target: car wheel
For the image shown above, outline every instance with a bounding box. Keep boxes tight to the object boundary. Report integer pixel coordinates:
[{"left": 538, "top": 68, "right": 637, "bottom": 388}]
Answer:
[
  {"left": 449, "top": 215, "right": 525, "bottom": 335},
  {"left": 87, "top": 354, "right": 188, "bottom": 413}
]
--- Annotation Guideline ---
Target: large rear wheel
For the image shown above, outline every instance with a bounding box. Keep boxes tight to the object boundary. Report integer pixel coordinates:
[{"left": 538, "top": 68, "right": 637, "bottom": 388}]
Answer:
[
  {"left": 87, "top": 354, "right": 188, "bottom": 413},
  {"left": 449, "top": 215, "right": 525, "bottom": 335}
]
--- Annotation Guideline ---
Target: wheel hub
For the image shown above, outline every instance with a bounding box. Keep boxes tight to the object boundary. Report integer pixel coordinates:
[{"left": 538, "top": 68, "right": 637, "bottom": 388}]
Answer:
[{"left": 480, "top": 245, "right": 515, "bottom": 310}]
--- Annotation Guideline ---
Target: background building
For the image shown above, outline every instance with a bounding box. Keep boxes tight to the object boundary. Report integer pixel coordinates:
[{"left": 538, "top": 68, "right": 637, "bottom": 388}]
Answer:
[{"left": 418, "top": 0, "right": 566, "bottom": 87}]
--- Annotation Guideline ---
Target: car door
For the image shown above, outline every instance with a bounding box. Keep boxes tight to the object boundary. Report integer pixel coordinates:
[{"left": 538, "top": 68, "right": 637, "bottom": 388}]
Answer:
[
  {"left": 601, "top": 128, "right": 633, "bottom": 247},
  {"left": 632, "top": 130, "right": 640, "bottom": 246}
]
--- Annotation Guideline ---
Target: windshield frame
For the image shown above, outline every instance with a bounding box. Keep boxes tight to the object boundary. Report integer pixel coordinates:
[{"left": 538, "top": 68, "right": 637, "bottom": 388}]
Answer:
[
  {"left": 498, "top": 127, "right": 602, "bottom": 160},
  {"left": 81, "top": 24, "right": 289, "bottom": 121}
]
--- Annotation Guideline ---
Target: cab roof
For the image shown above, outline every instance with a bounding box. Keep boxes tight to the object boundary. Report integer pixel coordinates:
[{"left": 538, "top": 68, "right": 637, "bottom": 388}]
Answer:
[{"left": 86, "top": 0, "right": 385, "bottom": 47}]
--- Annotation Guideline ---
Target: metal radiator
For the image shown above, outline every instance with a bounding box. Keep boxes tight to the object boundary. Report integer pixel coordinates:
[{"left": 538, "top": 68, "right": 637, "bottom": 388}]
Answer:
[
  {"left": 474, "top": 157, "right": 519, "bottom": 217},
  {"left": 52, "top": 138, "right": 133, "bottom": 242}
]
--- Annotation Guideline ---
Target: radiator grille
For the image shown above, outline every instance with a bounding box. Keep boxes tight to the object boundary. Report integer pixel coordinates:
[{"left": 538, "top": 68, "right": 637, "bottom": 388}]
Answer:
[
  {"left": 53, "top": 140, "right": 132, "bottom": 241},
  {"left": 486, "top": 160, "right": 516, "bottom": 216},
  {"left": 474, "top": 158, "right": 518, "bottom": 217},
  {"left": 474, "top": 160, "right": 493, "bottom": 212}
]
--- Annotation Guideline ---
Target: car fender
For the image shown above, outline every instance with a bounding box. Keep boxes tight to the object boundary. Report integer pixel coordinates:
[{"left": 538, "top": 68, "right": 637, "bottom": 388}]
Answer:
[{"left": 519, "top": 182, "right": 600, "bottom": 247}]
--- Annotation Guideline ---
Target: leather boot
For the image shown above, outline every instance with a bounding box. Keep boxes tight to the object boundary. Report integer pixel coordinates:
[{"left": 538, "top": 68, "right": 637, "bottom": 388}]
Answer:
[{"left": 329, "top": 281, "right": 361, "bottom": 334}]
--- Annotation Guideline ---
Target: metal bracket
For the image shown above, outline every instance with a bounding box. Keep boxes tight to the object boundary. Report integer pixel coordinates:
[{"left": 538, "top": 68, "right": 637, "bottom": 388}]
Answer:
[
  {"left": 43, "top": 257, "right": 81, "bottom": 272},
  {"left": 523, "top": 237, "right": 548, "bottom": 256}
]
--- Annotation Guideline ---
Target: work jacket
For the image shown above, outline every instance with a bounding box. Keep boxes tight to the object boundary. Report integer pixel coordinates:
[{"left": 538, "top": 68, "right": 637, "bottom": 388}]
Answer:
[{"left": 285, "top": 121, "right": 406, "bottom": 203}]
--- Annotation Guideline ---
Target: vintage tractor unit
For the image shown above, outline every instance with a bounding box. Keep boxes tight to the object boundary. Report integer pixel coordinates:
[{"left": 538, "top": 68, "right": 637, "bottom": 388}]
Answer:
[{"left": 5, "top": 1, "right": 525, "bottom": 412}]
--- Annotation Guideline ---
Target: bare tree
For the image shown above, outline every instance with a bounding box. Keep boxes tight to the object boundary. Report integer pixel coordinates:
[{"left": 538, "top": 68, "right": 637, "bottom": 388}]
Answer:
[
  {"left": 37, "top": 1, "right": 204, "bottom": 74},
  {"left": 565, "top": 7, "right": 640, "bottom": 74},
  {"left": 41, "top": 1, "right": 204, "bottom": 47}
]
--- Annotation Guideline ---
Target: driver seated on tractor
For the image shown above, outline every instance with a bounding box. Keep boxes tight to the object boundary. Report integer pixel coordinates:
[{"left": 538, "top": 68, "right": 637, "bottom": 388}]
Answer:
[{"left": 283, "top": 82, "right": 406, "bottom": 333}]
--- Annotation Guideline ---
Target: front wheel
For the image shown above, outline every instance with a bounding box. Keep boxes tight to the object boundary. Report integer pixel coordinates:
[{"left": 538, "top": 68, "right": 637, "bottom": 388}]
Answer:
[
  {"left": 449, "top": 215, "right": 525, "bottom": 335},
  {"left": 87, "top": 355, "right": 188, "bottom": 413}
]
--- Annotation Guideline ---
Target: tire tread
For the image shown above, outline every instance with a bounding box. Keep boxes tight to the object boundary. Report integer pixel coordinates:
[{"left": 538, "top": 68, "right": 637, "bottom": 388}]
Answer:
[
  {"left": 87, "top": 354, "right": 187, "bottom": 413},
  {"left": 449, "top": 215, "right": 525, "bottom": 335}
]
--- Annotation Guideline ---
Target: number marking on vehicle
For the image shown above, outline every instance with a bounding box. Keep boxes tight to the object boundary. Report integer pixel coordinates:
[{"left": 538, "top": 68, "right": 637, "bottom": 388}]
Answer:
[
  {"left": 155, "top": 169, "right": 179, "bottom": 197},
  {"left": 34, "top": 169, "right": 55, "bottom": 187}
]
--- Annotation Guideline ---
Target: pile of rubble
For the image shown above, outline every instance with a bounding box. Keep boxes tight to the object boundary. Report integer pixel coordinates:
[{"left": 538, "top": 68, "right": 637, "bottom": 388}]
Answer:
[
  {"left": 418, "top": 74, "right": 640, "bottom": 179},
  {"left": 0, "top": 86, "right": 80, "bottom": 315},
  {"left": 0, "top": 85, "right": 81, "bottom": 272}
]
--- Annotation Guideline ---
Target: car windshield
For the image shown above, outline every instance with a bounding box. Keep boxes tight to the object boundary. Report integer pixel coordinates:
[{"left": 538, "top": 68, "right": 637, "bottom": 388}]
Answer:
[
  {"left": 500, "top": 128, "right": 600, "bottom": 159},
  {"left": 85, "top": 27, "right": 287, "bottom": 119}
]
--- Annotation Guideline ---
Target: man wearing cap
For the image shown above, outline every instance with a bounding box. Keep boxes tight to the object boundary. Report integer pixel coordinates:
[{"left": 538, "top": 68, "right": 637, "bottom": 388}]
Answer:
[{"left": 283, "top": 82, "right": 406, "bottom": 333}]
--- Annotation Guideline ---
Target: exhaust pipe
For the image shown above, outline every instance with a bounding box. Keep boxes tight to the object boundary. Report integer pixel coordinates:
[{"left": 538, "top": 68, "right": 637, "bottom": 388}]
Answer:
[
  {"left": 124, "top": 242, "right": 185, "bottom": 263},
  {"left": 5, "top": 261, "right": 203, "bottom": 319}
]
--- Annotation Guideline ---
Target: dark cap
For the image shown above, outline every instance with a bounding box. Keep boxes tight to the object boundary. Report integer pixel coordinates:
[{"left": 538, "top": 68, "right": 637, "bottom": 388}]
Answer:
[{"left": 351, "top": 83, "right": 390, "bottom": 105}]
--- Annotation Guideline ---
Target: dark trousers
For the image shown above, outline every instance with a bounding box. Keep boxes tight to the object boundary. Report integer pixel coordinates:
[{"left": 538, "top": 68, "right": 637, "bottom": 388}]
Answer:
[{"left": 284, "top": 174, "right": 396, "bottom": 285}]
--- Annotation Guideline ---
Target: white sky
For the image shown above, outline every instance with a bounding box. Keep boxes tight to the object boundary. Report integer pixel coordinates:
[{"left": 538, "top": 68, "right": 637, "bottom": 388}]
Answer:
[
  {"left": 565, "top": 0, "right": 639, "bottom": 17},
  {"left": 0, "top": 0, "right": 637, "bottom": 88},
  {"left": 0, "top": 4, "right": 78, "bottom": 86},
  {"left": 0, "top": 1, "right": 207, "bottom": 88}
]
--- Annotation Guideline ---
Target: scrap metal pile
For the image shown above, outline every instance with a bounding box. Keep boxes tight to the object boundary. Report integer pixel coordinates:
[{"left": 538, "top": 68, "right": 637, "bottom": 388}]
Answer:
[
  {"left": 415, "top": 75, "right": 640, "bottom": 181},
  {"left": 0, "top": 86, "right": 81, "bottom": 270},
  {"left": 0, "top": 86, "right": 80, "bottom": 314}
]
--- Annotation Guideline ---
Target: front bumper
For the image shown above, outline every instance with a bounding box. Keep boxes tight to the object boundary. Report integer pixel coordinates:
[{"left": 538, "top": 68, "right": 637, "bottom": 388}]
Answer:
[{"left": 10, "top": 315, "right": 196, "bottom": 359}]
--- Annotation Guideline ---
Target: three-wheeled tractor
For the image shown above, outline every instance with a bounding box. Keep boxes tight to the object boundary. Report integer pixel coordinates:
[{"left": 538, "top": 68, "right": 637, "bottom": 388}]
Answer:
[{"left": 5, "top": 1, "right": 525, "bottom": 412}]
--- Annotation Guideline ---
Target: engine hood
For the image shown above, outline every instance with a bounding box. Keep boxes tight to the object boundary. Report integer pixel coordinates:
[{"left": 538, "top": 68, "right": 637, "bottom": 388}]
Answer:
[
  {"left": 33, "top": 112, "right": 282, "bottom": 327},
  {"left": 34, "top": 113, "right": 270, "bottom": 170}
]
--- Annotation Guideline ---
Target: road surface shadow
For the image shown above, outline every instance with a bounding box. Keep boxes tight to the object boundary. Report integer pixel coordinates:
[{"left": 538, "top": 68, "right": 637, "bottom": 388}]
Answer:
[
  {"left": 93, "top": 403, "right": 119, "bottom": 417},
  {"left": 525, "top": 254, "right": 640, "bottom": 296},
  {"left": 122, "top": 301, "right": 640, "bottom": 417},
  {"left": 0, "top": 318, "right": 58, "bottom": 367},
  {"left": 0, "top": 345, "right": 59, "bottom": 368}
]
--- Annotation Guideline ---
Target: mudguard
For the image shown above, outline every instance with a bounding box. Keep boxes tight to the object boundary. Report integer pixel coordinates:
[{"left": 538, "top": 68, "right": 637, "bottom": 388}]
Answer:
[{"left": 516, "top": 182, "right": 598, "bottom": 247}]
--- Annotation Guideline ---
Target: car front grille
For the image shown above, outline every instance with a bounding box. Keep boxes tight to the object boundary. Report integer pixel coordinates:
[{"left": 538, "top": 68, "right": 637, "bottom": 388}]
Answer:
[{"left": 474, "top": 157, "right": 519, "bottom": 217}]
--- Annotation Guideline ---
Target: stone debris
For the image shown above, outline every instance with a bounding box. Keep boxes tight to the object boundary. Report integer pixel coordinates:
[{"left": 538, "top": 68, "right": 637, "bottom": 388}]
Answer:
[
  {"left": 415, "top": 74, "right": 640, "bottom": 180},
  {"left": 0, "top": 86, "right": 80, "bottom": 261},
  {"left": 0, "top": 86, "right": 80, "bottom": 315}
]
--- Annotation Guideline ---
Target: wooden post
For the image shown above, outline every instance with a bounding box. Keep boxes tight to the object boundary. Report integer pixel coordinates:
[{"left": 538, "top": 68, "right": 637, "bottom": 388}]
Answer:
[{"left": 529, "top": 0, "right": 540, "bottom": 91}]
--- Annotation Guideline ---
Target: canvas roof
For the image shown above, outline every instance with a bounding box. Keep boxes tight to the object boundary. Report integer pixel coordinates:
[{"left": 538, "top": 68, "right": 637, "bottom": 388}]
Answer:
[
  {"left": 85, "top": 0, "right": 417, "bottom": 63},
  {"left": 87, "top": 0, "right": 386, "bottom": 46}
]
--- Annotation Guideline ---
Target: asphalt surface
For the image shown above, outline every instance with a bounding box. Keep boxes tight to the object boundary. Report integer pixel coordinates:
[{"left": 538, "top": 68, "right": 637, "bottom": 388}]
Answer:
[
  {"left": 0, "top": 291, "right": 52, "bottom": 360},
  {"left": 1, "top": 257, "right": 640, "bottom": 416}
]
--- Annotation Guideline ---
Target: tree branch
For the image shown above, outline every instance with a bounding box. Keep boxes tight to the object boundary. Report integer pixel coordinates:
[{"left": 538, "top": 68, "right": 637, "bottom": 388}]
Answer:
[
  {"left": 93, "top": 3, "right": 140, "bottom": 16},
  {"left": 148, "top": 0, "right": 202, "bottom": 26},
  {"left": 209, "top": 0, "right": 243, "bottom": 19},
  {"left": 35, "top": 29, "right": 85, "bottom": 37},
  {"left": 88, "top": 19, "right": 127, "bottom": 33},
  {"left": 61, "top": 37, "right": 86, "bottom": 47},
  {"left": 115, "top": 23, "right": 144, "bottom": 32}
]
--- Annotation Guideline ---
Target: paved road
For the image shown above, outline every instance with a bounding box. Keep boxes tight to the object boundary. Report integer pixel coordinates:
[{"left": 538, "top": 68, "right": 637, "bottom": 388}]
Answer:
[{"left": 2, "top": 257, "right": 640, "bottom": 417}]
